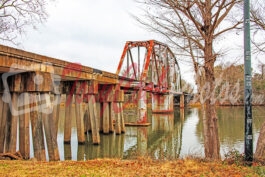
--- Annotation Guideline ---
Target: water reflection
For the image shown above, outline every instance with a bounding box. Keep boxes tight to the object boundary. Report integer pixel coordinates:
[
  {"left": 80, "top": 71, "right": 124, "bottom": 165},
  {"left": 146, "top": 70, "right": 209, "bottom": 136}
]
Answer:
[{"left": 57, "top": 106, "right": 265, "bottom": 161}]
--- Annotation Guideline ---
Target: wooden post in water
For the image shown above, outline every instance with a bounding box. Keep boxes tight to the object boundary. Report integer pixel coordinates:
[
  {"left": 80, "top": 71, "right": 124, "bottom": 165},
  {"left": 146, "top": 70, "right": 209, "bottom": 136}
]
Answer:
[
  {"left": 19, "top": 92, "right": 30, "bottom": 159},
  {"left": 75, "top": 81, "right": 90, "bottom": 143},
  {"left": 83, "top": 104, "right": 91, "bottom": 133},
  {"left": 99, "top": 85, "right": 116, "bottom": 134},
  {"left": 41, "top": 93, "right": 60, "bottom": 161},
  {"left": 114, "top": 102, "right": 121, "bottom": 135},
  {"left": 0, "top": 94, "right": 8, "bottom": 153},
  {"left": 5, "top": 93, "right": 18, "bottom": 153},
  {"left": 30, "top": 93, "right": 46, "bottom": 161},
  {"left": 6, "top": 74, "right": 25, "bottom": 153},
  {"left": 87, "top": 80, "right": 100, "bottom": 144},
  {"left": 113, "top": 89, "right": 125, "bottom": 135},
  {"left": 75, "top": 94, "right": 85, "bottom": 144},
  {"left": 180, "top": 94, "right": 185, "bottom": 108},
  {"left": 109, "top": 102, "right": 114, "bottom": 133},
  {"left": 138, "top": 89, "right": 147, "bottom": 123},
  {"left": 97, "top": 102, "right": 102, "bottom": 132},
  {"left": 51, "top": 94, "right": 60, "bottom": 136},
  {"left": 102, "top": 102, "right": 110, "bottom": 134},
  {"left": 180, "top": 107, "right": 185, "bottom": 121},
  {"left": 88, "top": 95, "right": 100, "bottom": 144},
  {"left": 0, "top": 93, "right": 6, "bottom": 153},
  {"left": 64, "top": 93, "right": 72, "bottom": 143},
  {"left": 120, "top": 103, "right": 125, "bottom": 133}
]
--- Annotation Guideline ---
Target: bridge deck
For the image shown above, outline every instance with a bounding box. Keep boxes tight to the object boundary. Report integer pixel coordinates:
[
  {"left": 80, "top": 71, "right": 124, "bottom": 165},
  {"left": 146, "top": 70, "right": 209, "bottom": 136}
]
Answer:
[
  {"left": 0, "top": 44, "right": 118, "bottom": 84},
  {"left": 0, "top": 43, "right": 185, "bottom": 161}
]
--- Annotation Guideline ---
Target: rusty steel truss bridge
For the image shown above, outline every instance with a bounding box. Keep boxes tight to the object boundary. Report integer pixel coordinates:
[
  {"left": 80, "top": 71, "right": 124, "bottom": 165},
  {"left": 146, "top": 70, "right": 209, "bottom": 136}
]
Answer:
[{"left": 0, "top": 40, "right": 186, "bottom": 161}]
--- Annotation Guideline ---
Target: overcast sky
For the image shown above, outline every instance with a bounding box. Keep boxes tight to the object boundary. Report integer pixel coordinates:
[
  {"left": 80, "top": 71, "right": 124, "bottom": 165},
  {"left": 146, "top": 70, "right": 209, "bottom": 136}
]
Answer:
[
  {"left": 18, "top": 0, "right": 160, "bottom": 73},
  {"left": 14, "top": 0, "right": 257, "bottom": 85}
]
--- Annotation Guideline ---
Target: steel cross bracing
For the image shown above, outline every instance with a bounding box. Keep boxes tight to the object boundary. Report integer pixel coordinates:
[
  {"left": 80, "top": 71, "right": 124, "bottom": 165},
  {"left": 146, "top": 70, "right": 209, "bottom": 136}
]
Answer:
[{"left": 116, "top": 40, "right": 182, "bottom": 94}]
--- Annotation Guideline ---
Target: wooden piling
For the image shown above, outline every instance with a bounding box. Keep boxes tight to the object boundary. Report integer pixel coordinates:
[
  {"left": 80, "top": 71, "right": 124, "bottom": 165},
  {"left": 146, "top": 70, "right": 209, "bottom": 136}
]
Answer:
[
  {"left": 41, "top": 93, "right": 60, "bottom": 161},
  {"left": 19, "top": 92, "right": 30, "bottom": 159},
  {"left": 120, "top": 103, "right": 125, "bottom": 133},
  {"left": 88, "top": 95, "right": 100, "bottom": 144},
  {"left": 97, "top": 102, "right": 102, "bottom": 132},
  {"left": 180, "top": 94, "right": 185, "bottom": 108},
  {"left": 84, "top": 108, "right": 91, "bottom": 133},
  {"left": 52, "top": 94, "right": 60, "bottom": 136},
  {"left": 0, "top": 93, "right": 6, "bottom": 153},
  {"left": 30, "top": 93, "right": 46, "bottom": 161},
  {"left": 109, "top": 102, "right": 114, "bottom": 133},
  {"left": 113, "top": 89, "right": 124, "bottom": 135},
  {"left": 115, "top": 103, "right": 121, "bottom": 135},
  {"left": 75, "top": 95, "right": 85, "bottom": 144},
  {"left": 4, "top": 93, "right": 18, "bottom": 153},
  {"left": 180, "top": 108, "right": 185, "bottom": 121},
  {"left": 64, "top": 93, "right": 72, "bottom": 143},
  {"left": 102, "top": 102, "right": 110, "bottom": 134},
  {"left": 3, "top": 108, "right": 11, "bottom": 153}
]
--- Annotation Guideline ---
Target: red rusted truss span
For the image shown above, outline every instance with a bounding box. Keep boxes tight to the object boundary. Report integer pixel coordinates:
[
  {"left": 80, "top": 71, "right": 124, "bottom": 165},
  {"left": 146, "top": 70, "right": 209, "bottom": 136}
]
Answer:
[{"left": 116, "top": 40, "right": 182, "bottom": 94}]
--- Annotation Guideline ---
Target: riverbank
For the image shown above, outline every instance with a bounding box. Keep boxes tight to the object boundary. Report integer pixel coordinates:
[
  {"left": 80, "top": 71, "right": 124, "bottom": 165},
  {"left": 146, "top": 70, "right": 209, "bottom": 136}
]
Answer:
[{"left": 0, "top": 157, "right": 264, "bottom": 177}]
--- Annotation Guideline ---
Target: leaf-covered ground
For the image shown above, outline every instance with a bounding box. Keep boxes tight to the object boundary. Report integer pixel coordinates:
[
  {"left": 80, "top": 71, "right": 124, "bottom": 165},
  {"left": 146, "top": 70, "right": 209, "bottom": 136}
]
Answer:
[{"left": 0, "top": 157, "right": 264, "bottom": 177}]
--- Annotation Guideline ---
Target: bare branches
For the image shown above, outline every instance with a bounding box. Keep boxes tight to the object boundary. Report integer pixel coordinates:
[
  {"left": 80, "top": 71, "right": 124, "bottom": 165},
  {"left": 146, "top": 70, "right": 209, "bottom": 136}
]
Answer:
[
  {"left": 135, "top": 0, "right": 247, "bottom": 161},
  {"left": 135, "top": 0, "right": 242, "bottom": 67},
  {"left": 0, "top": 0, "right": 53, "bottom": 44},
  {"left": 250, "top": 0, "right": 265, "bottom": 55}
]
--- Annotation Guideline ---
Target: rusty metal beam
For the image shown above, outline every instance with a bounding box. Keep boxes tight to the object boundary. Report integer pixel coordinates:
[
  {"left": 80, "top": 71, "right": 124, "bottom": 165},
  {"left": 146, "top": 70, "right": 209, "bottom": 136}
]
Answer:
[{"left": 116, "top": 40, "right": 182, "bottom": 94}]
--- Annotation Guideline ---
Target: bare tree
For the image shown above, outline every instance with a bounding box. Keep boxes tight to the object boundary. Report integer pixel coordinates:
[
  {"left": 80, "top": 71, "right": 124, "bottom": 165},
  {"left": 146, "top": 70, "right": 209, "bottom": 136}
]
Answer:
[
  {"left": 135, "top": 0, "right": 243, "bottom": 160},
  {"left": 254, "top": 59, "right": 265, "bottom": 161},
  {"left": 0, "top": 0, "right": 53, "bottom": 44},
  {"left": 250, "top": 0, "right": 265, "bottom": 161},
  {"left": 250, "top": 0, "right": 265, "bottom": 55}
]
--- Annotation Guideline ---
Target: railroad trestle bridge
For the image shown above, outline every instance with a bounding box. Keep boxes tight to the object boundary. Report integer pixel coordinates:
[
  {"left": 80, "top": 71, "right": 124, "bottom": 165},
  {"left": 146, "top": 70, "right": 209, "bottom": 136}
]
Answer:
[{"left": 0, "top": 40, "right": 186, "bottom": 161}]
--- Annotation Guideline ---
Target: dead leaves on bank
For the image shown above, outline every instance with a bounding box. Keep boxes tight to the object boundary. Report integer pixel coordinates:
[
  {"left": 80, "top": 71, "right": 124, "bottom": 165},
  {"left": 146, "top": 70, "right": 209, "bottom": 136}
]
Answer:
[
  {"left": 0, "top": 151, "right": 23, "bottom": 160},
  {"left": 0, "top": 157, "right": 262, "bottom": 177}
]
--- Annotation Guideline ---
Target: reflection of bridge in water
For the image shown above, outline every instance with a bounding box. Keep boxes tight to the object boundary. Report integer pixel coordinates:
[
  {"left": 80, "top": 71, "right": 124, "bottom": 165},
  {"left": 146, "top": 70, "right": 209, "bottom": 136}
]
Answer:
[
  {"left": 122, "top": 109, "right": 185, "bottom": 160},
  {"left": 57, "top": 109, "right": 189, "bottom": 161},
  {"left": 0, "top": 40, "right": 189, "bottom": 161}
]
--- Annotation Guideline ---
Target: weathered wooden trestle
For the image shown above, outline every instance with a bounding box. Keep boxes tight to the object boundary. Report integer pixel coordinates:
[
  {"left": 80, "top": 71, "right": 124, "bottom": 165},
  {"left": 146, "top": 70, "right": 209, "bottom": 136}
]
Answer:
[
  {"left": 0, "top": 40, "right": 184, "bottom": 161},
  {"left": 0, "top": 45, "right": 125, "bottom": 161}
]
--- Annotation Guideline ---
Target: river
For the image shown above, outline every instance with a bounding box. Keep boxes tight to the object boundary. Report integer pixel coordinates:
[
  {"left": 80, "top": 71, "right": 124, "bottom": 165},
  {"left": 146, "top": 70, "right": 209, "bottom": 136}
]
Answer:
[{"left": 55, "top": 106, "right": 265, "bottom": 161}]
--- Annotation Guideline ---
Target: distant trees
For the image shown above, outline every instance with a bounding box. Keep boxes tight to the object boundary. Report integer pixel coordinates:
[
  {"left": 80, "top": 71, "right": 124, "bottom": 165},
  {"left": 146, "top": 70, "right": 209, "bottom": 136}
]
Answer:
[
  {"left": 214, "top": 64, "right": 244, "bottom": 105},
  {"left": 249, "top": 0, "right": 265, "bottom": 161},
  {"left": 213, "top": 63, "right": 265, "bottom": 105},
  {"left": 0, "top": 0, "right": 53, "bottom": 44},
  {"left": 252, "top": 64, "right": 265, "bottom": 97}
]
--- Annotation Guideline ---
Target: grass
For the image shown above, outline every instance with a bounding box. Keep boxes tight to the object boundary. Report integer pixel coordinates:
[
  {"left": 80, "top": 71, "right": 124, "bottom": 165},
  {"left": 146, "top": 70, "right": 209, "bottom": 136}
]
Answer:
[{"left": 0, "top": 156, "right": 264, "bottom": 177}]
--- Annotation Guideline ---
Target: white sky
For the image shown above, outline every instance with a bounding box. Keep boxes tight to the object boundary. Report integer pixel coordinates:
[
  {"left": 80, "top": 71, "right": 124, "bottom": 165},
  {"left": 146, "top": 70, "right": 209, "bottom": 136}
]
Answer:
[
  {"left": 14, "top": 0, "right": 199, "bottom": 84},
  {"left": 18, "top": 0, "right": 158, "bottom": 73},
  {"left": 12, "top": 0, "right": 259, "bottom": 86}
]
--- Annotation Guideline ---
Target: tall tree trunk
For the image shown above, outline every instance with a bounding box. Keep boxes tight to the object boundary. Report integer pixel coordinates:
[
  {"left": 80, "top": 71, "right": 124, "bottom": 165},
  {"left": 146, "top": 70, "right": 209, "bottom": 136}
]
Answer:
[
  {"left": 255, "top": 120, "right": 265, "bottom": 161},
  {"left": 203, "top": 52, "right": 220, "bottom": 160},
  {"left": 203, "top": 6, "right": 220, "bottom": 158}
]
